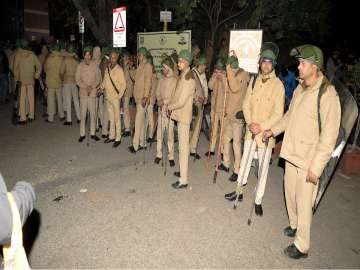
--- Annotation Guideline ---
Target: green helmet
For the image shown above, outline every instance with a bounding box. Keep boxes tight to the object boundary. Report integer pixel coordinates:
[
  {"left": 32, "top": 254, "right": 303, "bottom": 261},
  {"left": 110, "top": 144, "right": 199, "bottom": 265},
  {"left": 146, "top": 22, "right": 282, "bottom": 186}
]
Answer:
[
  {"left": 178, "top": 49, "right": 192, "bottom": 64},
  {"left": 138, "top": 47, "right": 148, "bottom": 56},
  {"left": 50, "top": 42, "right": 60, "bottom": 52},
  {"left": 290, "top": 44, "right": 324, "bottom": 68},
  {"left": 110, "top": 47, "right": 121, "bottom": 56},
  {"left": 215, "top": 58, "right": 225, "bottom": 70},
  {"left": 20, "top": 39, "right": 29, "bottom": 49},
  {"left": 15, "top": 39, "right": 22, "bottom": 48},
  {"left": 161, "top": 56, "right": 174, "bottom": 70},
  {"left": 197, "top": 55, "right": 206, "bottom": 66},
  {"left": 83, "top": 45, "right": 93, "bottom": 55},
  {"left": 101, "top": 45, "right": 111, "bottom": 57},
  {"left": 58, "top": 40, "right": 66, "bottom": 50},
  {"left": 227, "top": 55, "right": 239, "bottom": 69},
  {"left": 260, "top": 42, "right": 279, "bottom": 62},
  {"left": 146, "top": 52, "right": 153, "bottom": 65},
  {"left": 67, "top": 44, "right": 76, "bottom": 54}
]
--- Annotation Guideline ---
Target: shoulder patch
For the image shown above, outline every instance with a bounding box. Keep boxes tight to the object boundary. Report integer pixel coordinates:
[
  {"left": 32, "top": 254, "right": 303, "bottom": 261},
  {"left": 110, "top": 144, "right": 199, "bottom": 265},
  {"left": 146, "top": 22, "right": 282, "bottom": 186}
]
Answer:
[{"left": 185, "top": 70, "right": 195, "bottom": 80}]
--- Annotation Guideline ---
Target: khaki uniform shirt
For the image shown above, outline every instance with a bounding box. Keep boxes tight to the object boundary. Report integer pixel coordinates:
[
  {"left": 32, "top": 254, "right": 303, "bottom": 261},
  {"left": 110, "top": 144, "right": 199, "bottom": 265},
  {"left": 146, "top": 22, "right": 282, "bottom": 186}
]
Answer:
[
  {"left": 101, "top": 64, "right": 126, "bottom": 101},
  {"left": 60, "top": 54, "right": 79, "bottom": 84},
  {"left": 75, "top": 61, "right": 101, "bottom": 98},
  {"left": 271, "top": 73, "right": 341, "bottom": 177},
  {"left": 44, "top": 51, "right": 63, "bottom": 89},
  {"left": 168, "top": 67, "right": 195, "bottom": 125},
  {"left": 243, "top": 70, "right": 285, "bottom": 148},
  {"left": 133, "top": 61, "right": 152, "bottom": 101},
  {"left": 13, "top": 49, "right": 41, "bottom": 85}
]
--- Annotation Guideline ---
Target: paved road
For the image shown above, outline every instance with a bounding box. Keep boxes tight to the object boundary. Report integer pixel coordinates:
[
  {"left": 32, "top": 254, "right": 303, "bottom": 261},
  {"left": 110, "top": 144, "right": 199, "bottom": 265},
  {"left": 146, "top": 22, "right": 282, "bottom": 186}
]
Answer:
[{"left": 0, "top": 103, "right": 359, "bottom": 268}]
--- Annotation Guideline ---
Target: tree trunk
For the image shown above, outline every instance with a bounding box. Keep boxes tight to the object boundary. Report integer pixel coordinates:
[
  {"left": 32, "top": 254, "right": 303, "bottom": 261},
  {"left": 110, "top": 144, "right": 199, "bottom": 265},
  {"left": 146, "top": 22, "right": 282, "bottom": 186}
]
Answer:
[{"left": 71, "top": 0, "right": 108, "bottom": 44}]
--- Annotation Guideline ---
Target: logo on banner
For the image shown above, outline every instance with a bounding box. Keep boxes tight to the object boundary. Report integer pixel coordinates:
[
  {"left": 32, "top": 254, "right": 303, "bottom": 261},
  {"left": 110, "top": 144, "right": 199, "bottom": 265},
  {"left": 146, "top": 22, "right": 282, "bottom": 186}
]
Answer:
[{"left": 114, "top": 11, "right": 125, "bottom": 32}]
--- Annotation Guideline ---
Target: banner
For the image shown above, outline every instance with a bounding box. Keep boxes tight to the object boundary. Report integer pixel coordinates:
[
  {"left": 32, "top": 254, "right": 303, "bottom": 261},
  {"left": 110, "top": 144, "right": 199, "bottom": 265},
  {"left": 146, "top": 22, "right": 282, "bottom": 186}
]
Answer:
[
  {"left": 137, "top": 31, "right": 191, "bottom": 74},
  {"left": 113, "top": 7, "right": 126, "bottom": 47},
  {"left": 229, "top": 30, "right": 263, "bottom": 74}
]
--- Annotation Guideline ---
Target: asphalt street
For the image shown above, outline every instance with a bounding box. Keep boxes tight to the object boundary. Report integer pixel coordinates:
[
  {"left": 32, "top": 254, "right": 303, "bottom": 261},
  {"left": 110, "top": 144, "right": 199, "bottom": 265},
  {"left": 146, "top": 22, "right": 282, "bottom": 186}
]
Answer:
[{"left": 0, "top": 103, "right": 359, "bottom": 268}]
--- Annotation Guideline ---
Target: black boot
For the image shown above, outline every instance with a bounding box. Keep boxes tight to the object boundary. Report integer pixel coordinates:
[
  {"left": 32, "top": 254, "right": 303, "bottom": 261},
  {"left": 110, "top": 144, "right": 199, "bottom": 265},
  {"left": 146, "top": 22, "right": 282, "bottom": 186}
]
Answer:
[
  {"left": 229, "top": 172, "right": 238, "bottom": 182},
  {"left": 113, "top": 140, "right": 121, "bottom": 148},
  {"left": 190, "top": 152, "right": 201, "bottom": 160},
  {"left": 204, "top": 151, "right": 215, "bottom": 157},
  {"left": 255, "top": 204, "right": 263, "bottom": 216},
  {"left": 284, "top": 244, "right": 308, "bottom": 259},
  {"left": 123, "top": 130, "right": 131, "bottom": 137},
  {"left": 154, "top": 157, "right": 161, "bottom": 164},
  {"left": 169, "top": 160, "right": 175, "bottom": 167},
  {"left": 104, "top": 138, "right": 115, "bottom": 144},
  {"left": 64, "top": 121, "right": 72, "bottom": 125},
  {"left": 217, "top": 163, "right": 229, "bottom": 172},
  {"left": 128, "top": 146, "right": 137, "bottom": 153},
  {"left": 78, "top": 136, "right": 85, "bottom": 142},
  {"left": 224, "top": 191, "right": 243, "bottom": 202},
  {"left": 174, "top": 171, "right": 180, "bottom": 177},
  {"left": 91, "top": 135, "right": 100, "bottom": 141},
  {"left": 171, "top": 181, "right": 188, "bottom": 189},
  {"left": 147, "top": 137, "right": 156, "bottom": 143},
  {"left": 284, "top": 226, "right": 297, "bottom": 237}
]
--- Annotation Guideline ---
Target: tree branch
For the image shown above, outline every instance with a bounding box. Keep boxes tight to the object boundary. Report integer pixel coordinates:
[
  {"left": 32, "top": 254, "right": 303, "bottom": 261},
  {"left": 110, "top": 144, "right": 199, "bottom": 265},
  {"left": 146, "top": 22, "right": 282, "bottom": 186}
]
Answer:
[{"left": 217, "top": 2, "right": 250, "bottom": 29}]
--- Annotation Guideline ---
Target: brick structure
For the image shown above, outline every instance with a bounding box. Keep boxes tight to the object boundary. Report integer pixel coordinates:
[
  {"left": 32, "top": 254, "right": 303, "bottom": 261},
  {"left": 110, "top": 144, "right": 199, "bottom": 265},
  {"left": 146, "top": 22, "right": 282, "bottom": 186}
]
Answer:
[{"left": 24, "top": 0, "right": 50, "bottom": 41}]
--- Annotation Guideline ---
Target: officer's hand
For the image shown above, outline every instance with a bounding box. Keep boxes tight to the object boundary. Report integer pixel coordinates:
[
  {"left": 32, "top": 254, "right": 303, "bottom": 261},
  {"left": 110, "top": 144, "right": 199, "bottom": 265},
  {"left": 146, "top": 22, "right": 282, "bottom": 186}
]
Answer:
[
  {"left": 263, "top": 130, "right": 273, "bottom": 140},
  {"left": 306, "top": 171, "right": 319, "bottom": 185},
  {"left": 249, "top": 123, "right": 261, "bottom": 135},
  {"left": 166, "top": 109, "right": 172, "bottom": 118},
  {"left": 141, "top": 97, "right": 148, "bottom": 108}
]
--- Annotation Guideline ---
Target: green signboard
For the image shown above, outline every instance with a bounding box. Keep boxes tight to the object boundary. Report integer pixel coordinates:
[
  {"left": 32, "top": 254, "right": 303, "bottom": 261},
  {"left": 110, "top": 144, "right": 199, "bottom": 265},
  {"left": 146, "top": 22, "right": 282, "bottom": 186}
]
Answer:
[{"left": 137, "top": 30, "right": 191, "bottom": 74}]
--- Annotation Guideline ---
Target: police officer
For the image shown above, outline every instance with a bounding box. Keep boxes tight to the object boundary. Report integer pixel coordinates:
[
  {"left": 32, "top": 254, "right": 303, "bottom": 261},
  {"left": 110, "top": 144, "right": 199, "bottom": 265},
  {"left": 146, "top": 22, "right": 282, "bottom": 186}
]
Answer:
[
  {"left": 13, "top": 39, "right": 41, "bottom": 124},
  {"left": 75, "top": 46, "right": 102, "bottom": 142},
  {"left": 217, "top": 54, "right": 250, "bottom": 181},
  {"left": 189, "top": 55, "right": 208, "bottom": 159},
  {"left": 101, "top": 48, "right": 126, "bottom": 147},
  {"left": 155, "top": 56, "right": 177, "bottom": 166},
  {"left": 129, "top": 47, "right": 153, "bottom": 153},
  {"left": 44, "top": 43, "right": 65, "bottom": 123},
  {"left": 167, "top": 50, "right": 195, "bottom": 189},
  {"left": 60, "top": 44, "right": 80, "bottom": 125},
  {"left": 206, "top": 58, "right": 227, "bottom": 157},
  {"left": 263, "top": 45, "right": 341, "bottom": 259},
  {"left": 224, "top": 42, "right": 285, "bottom": 217}
]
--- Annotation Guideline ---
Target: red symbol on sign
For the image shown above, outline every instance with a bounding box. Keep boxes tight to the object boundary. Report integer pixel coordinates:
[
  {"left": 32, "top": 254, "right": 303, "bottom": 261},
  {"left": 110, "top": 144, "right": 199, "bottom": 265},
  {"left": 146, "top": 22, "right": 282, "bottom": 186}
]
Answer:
[{"left": 114, "top": 11, "right": 125, "bottom": 32}]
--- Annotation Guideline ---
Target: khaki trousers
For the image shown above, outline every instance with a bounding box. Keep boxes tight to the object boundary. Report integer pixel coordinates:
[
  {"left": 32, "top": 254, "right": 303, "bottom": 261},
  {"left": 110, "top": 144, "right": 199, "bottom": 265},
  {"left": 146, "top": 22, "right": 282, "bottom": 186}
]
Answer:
[
  {"left": 285, "top": 161, "right": 318, "bottom": 253},
  {"left": 189, "top": 104, "right": 204, "bottom": 154},
  {"left": 145, "top": 104, "right": 154, "bottom": 139},
  {"left": 223, "top": 118, "right": 244, "bottom": 173},
  {"left": 123, "top": 96, "right": 131, "bottom": 132},
  {"left": 19, "top": 85, "right": 34, "bottom": 121},
  {"left": 47, "top": 87, "right": 64, "bottom": 122},
  {"left": 156, "top": 109, "right": 174, "bottom": 160},
  {"left": 210, "top": 111, "right": 222, "bottom": 152},
  {"left": 80, "top": 96, "right": 96, "bottom": 137},
  {"left": 178, "top": 122, "right": 190, "bottom": 184},
  {"left": 132, "top": 103, "right": 146, "bottom": 150},
  {"left": 97, "top": 95, "right": 109, "bottom": 136},
  {"left": 63, "top": 84, "right": 80, "bottom": 122},
  {"left": 236, "top": 139, "right": 272, "bottom": 204},
  {"left": 107, "top": 98, "right": 121, "bottom": 141}
]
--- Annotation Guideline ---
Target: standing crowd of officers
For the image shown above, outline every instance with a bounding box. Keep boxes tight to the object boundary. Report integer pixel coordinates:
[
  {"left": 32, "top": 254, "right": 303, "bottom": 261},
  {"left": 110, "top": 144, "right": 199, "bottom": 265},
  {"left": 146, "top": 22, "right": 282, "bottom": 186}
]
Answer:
[{"left": 5, "top": 39, "right": 341, "bottom": 260}]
